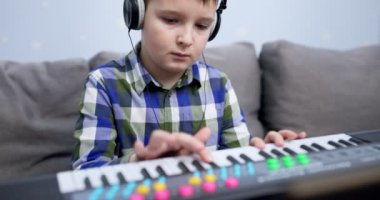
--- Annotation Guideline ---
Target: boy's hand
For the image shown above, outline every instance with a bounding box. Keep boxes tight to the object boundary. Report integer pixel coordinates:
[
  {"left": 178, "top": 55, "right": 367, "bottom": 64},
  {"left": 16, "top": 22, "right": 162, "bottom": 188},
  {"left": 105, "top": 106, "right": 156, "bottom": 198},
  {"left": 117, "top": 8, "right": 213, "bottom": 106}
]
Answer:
[
  {"left": 250, "top": 130, "right": 307, "bottom": 149},
  {"left": 132, "top": 127, "right": 213, "bottom": 162}
]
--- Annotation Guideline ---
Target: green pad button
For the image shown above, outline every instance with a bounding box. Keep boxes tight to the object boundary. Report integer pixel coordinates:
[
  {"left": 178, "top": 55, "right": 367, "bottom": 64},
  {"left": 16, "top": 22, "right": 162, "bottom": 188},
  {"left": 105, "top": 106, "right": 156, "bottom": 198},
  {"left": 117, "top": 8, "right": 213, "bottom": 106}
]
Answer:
[
  {"left": 296, "top": 154, "right": 310, "bottom": 166},
  {"left": 266, "top": 158, "right": 281, "bottom": 171},
  {"left": 281, "top": 156, "right": 295, "bottom": 168}
]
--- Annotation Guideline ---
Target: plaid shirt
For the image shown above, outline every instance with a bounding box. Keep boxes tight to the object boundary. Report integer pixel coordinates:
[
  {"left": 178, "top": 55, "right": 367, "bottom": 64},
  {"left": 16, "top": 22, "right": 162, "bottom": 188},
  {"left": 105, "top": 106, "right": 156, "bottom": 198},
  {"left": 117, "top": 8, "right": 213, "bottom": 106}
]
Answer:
[{"left": 72, "top": 48, "right": 250, "bottom": 169}]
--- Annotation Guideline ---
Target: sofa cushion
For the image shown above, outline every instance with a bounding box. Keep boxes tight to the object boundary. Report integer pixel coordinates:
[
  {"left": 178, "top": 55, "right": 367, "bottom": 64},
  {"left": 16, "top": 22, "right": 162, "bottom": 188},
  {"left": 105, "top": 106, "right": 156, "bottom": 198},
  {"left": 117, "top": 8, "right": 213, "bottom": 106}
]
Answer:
[
  {"left": 259, "top": 40, "right": 380, "bottom": 137},
  {"left": 89, "top": 42, "right": 264, "bottom": 138},
  {"left": 0, "top": 59, "right": 89, "bottom": 181}
]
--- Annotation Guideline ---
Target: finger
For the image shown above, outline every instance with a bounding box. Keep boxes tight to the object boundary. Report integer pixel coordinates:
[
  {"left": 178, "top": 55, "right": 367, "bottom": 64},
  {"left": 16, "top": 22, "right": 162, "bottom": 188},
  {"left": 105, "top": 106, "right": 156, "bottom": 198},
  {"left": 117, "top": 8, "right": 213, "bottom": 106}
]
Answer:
[
  {"left": 178, "top": 149, "right": 192, "bottom": 156},
  {"left": 141, "top": 130, "right": 176, "bottom": 160},
  {"left": 278, "top": 129, "right": 299, "bottom": 141},
  {"left": 174, "top": 133, "right": 212, "bottom": 162},
  {"left": 298, "top": 131, "right": 307, "bottom": 139},
  {"left": 198, "top": 148, "right": 213, "bottom": 163},
  {"left": 250, "top": 137, "right": 266, "bottom": 149},
  {"left": 194, "top": 127, "right": 211, "bottom": 144},
  {"left": 265, "top": 131, "right": 284, "bottom": 147},
  {"left": 134, "top": 140, "right": 147, "bottom": 160}
]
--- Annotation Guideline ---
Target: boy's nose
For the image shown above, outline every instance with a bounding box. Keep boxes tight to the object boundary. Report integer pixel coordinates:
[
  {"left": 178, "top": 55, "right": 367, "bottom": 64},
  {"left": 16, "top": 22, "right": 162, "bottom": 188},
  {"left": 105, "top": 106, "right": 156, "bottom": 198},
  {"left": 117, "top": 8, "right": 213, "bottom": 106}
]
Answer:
[{"left": 177, "top": 27, "right": 193, "bottom": 47}]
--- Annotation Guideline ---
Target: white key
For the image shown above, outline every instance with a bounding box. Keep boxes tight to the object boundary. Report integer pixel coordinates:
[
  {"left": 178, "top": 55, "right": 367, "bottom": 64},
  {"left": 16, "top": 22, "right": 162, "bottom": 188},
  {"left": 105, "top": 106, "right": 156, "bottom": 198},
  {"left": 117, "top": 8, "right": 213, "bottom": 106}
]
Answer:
[
  {"left": 100, "top": 166, "right": 122, "bottom": 185},
  {"left": 157, "top": 158, "right": 183, "bottom": 176},
  {"left": 138, "top": 159, "right": 161, "bottom": 179},
  {"left": 57, "top": 171, "right": 77, "bottom": 193},
  {"left": 176, "top": 156, "right": 197, "bottom": 172},
  {"left": 112, "top": 163, "right": 144, "bottom": 182},
  {"left": 85, "top": 168, "right": 104, "bottom": 188},
  {"left": 241, "top": 146, "right": 267, "bottom": 161},
  {"left": 72, "top": 170, "right": 89, "bottom": 191}
]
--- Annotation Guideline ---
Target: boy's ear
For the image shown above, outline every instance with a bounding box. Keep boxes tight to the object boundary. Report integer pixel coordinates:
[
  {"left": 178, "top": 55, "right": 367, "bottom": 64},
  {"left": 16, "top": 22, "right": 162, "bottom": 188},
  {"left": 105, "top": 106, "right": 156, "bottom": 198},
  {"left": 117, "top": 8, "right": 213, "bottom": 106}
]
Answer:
[
  {"left": 208, "top": 0, "right": 227, "bottom": 41},
  {"left": 208, "top": 12, "right": 221, "bottom": 41},
  {"left": 123, "top": 0, "right": 145, "bottom": 30}
]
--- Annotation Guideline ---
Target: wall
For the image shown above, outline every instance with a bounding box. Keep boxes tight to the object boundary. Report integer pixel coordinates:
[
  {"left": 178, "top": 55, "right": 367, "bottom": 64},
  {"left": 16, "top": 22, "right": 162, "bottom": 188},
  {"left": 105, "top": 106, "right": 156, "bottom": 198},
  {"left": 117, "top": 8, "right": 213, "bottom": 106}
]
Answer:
[{"left": 0, "top": 0, "right": 379, "bottom": 62}]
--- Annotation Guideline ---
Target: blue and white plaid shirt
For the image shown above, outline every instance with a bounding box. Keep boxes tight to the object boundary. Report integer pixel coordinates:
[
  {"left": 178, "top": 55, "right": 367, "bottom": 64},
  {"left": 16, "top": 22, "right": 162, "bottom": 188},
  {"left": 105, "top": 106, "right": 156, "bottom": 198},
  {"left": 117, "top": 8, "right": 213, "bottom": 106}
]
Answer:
[{"left": 72, "top": 47, "right": 250, "bottom": 169}]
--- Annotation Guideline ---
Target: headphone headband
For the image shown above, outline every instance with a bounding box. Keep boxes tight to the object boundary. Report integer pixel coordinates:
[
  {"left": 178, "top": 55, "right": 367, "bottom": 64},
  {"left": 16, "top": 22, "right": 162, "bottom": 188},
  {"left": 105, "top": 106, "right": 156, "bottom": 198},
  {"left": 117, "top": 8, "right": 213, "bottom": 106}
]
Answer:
[{"left": 123, "top": 0, "right": 227, "bottom": 41}]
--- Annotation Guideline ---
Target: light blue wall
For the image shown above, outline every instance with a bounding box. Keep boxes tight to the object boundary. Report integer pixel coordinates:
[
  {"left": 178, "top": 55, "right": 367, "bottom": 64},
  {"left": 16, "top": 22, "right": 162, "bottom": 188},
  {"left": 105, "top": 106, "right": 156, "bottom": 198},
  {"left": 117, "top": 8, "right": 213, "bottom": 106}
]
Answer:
[{"left": 1, "top": 0, "right": 379, "bottom": 62}]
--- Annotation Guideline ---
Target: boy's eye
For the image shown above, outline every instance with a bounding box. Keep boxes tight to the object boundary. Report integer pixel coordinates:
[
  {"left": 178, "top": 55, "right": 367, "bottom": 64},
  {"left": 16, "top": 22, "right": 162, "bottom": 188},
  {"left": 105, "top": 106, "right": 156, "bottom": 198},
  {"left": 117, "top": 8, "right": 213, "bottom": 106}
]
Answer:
[
  {"left": 162, "top": 17, "right": 178, "bottom": 24},
  {"left": 196, "top": 24, "right": 209, "bottom": 30}
]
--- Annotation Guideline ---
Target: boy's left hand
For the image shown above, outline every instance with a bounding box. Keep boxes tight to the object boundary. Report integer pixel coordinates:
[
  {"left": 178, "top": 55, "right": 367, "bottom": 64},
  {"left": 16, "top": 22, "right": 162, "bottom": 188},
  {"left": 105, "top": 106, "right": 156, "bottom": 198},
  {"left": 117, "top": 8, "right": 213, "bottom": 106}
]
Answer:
[{"left": 250, "top": 130, "right": 307, "bottom": 149}]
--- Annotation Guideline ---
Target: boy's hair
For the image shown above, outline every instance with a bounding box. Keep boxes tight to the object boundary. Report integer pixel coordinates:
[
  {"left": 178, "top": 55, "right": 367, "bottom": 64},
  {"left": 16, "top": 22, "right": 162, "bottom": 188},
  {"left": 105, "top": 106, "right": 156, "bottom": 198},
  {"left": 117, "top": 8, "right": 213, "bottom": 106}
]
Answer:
[
  {"left": 144, "top": 0, "right": 218, "bottom": 6},
  {"left": 124, "top": 0, "right": 223, "bottom": 40}
]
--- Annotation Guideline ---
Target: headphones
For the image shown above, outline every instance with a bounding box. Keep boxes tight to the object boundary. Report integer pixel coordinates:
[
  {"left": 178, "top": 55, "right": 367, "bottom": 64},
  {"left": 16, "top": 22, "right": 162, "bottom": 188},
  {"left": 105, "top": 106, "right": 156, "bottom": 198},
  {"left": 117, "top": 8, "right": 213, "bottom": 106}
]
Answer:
[{"left": 123, "top": 0, "right": 227, "bottom": 41}]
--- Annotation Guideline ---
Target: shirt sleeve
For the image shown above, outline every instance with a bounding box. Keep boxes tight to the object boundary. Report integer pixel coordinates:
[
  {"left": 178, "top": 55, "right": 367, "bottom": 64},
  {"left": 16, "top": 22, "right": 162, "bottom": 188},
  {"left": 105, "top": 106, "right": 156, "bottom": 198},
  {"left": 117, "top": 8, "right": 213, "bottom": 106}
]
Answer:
[
  {"left": 220, "top": 76, "right": 251, "bottom": 149},
  {"left": 72, "top": 71, "right": 122, "bottom": 169}
]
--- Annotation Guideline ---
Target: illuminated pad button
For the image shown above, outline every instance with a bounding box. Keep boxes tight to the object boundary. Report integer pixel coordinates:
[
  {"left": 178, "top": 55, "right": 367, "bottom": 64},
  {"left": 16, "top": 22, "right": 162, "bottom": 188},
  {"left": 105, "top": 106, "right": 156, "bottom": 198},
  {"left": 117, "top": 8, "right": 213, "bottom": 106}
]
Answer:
[
  {"left": 266, "top": 159, "right": 281, "bottom": 171},
  {"left": 201, "top": 182, "right": 217, "bottom": 194},
  {"left": 154, "top": 183, "right": 167, "bottom": 191},
  {"left": 188, "top": 177, "right": 202, "bottom": 186},
  {"left": 281, "top": 156, "right": 295, "bottom": 168},
  {"left": 204, "top": 174, "right": 217, "bottom": 182},
  {"left": 129, "top": 194, "right": 145, "bottom": 200},
  {"left": 178, "top": 185, "right": 195, "bottom": 198},
  {"left": 137, "top": 185, "right": 150, "bottom": 195},
  {"left": 224, "top": 178, "right": 240, "bottom": 189},
  {"left": 154, "top": 189, "right": 170, "bottom": 200},
  {"left": 296, "top": 154, "right": 310, "bottom": 166}
]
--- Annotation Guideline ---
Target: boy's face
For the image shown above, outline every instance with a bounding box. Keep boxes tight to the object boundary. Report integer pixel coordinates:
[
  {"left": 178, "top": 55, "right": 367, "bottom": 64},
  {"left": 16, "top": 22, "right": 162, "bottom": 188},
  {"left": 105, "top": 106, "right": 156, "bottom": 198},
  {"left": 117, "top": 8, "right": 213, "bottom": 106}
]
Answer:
[{"left": 140, "top": 0, "right": 217, "bottom": 80}]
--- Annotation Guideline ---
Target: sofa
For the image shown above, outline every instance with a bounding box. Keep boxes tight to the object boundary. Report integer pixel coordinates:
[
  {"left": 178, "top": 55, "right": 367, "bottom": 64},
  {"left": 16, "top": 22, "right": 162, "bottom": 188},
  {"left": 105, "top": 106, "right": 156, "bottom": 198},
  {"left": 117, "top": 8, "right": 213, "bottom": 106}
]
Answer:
[{"left": 1, "top": 40, "right": 379, "bottom": 182}]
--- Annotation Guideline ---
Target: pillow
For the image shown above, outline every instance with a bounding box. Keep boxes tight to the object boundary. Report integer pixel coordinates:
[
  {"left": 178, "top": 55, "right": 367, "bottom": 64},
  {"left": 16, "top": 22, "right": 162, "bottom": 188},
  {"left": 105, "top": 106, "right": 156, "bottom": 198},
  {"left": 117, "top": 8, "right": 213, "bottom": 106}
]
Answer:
[
  {"left": 89, "top": 42, "right": 265, "bottom": 138},
  {"left": 259, "top": 40, "right": 380, "bottom": 137},
  {"left": 0, "top": 59, "right": 89, "bottom": 181}
]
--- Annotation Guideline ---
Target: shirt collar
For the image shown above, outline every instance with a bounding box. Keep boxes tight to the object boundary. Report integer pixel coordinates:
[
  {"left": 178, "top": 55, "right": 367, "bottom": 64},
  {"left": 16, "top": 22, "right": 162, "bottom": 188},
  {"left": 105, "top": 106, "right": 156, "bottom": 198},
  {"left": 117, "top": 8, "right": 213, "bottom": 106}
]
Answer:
[{"left": 127, "top": 42, "right": 202, "bottom": 95}]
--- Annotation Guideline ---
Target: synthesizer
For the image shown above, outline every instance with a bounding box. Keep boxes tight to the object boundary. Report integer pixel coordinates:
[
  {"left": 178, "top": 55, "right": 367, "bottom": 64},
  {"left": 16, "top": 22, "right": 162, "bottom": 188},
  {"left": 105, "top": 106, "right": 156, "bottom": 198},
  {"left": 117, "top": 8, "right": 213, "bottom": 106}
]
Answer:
[{"left": 1, "top": 130, "right": 380, "bottom": 200}]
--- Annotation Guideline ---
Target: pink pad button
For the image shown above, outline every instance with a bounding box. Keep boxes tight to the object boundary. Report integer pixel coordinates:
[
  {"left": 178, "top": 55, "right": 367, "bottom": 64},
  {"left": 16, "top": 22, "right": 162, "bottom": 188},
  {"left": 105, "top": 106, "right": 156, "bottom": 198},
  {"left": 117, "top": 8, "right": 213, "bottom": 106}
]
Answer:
[
  {"left": 224, "top": 178, "right": 240, "bottom": 189},
  {"left": 129, "top": 194, "right": 145, "bottom": 200},
  {"left": 178, "top": 185, "right": 194, "bottom": 198},
  {"left": 201, "top": 182, "right": 217, "bottom": 194},
  {"left": 154, "top": 189, "right": 170, "bottom": 200}
]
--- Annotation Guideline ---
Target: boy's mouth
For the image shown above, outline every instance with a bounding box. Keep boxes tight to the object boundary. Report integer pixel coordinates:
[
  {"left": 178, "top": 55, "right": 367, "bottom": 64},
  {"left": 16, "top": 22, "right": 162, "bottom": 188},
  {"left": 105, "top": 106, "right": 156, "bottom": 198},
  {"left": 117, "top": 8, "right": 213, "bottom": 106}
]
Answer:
[{"left": 171, "top": 52, "right": 191, "bottom": 60}]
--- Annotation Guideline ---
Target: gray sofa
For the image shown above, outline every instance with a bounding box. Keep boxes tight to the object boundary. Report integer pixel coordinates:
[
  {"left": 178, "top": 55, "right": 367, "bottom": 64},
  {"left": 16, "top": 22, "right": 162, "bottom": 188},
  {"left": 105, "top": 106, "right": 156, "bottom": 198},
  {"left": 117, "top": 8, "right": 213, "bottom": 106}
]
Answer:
[{"left": 1, "top": 40, "right": 379, "bottom": 182}]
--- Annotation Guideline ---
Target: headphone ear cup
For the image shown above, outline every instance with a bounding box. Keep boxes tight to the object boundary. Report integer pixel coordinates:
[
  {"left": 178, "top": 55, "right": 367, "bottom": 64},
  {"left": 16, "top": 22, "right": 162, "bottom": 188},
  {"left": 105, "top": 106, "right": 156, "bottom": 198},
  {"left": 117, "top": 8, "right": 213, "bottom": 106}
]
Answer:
[
  {"left": 123, "top": 0, "right": 145, "bottom": 30},
  {"left": 208, "top": 12, "right": 221, "bottom": 41}
]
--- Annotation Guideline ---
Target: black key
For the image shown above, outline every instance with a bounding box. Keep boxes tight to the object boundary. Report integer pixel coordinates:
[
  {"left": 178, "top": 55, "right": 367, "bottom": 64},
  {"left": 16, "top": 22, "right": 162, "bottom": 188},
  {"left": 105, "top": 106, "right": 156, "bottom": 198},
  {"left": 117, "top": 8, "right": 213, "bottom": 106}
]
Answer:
[
  {"left": 178, "top": 161, "right": 190, "bottom": 173},
  {"left": 283, "top": 147, "right": 297, "bottom": 156},
  {"left": 100, "top": 175, "right": 110, "bottom": 187},
  {"left": 141, "top": 168, "right": 151, "bottom": 179},
  {"left": 156, "top": 166, "right": 167, "bottom": 177},
  {"left": 328, "top": 141, "right": 343, "bottom": 148},
  {"left": 192, "top": 160, "right": 205, "bottom": 171},
  {"left": 300, "top": 144, "right": 317, "bottom": 153},
  {"left": 338, "top": 139, "right": 354, "bottom": 147},
  {"left": 84, "top": 177, "right": 92, "bottom": 189},
  {"left": 240, "top": 153, "right": 253, "bottom": 162},
  {"left": 259, "top": 150, "right": 273, "bottom": 159},
  {"left": 271, "top": 149, "right": 286, "bottom": 157},
  {"left": 209, "top": 162, "right": 219, "bottom": 169},
  {"left": 117, "top": 172, "right": 127, "bottom": 184},
  {"left": 349, "top": 138, "right": 365, "bottom": 145},
  {"left": 226, "top": 155, "right": 241, "bottom": 164},
  {"left": 311, "top": 143, "right": 327, "bottom": 151}
]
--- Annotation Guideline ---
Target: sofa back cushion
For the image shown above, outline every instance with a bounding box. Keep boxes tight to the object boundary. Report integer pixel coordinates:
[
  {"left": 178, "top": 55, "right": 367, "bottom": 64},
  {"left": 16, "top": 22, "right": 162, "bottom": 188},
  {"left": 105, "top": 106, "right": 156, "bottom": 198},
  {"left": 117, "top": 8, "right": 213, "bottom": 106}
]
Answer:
[
  {"left": 259, "top": 40, "right": 380, "bottom": 137},
  {"left": 0, "top": 59, "right": 88, "bottom": 181},
  {"left": 89, "top": 42, "right": 264, "bottom": 138}
]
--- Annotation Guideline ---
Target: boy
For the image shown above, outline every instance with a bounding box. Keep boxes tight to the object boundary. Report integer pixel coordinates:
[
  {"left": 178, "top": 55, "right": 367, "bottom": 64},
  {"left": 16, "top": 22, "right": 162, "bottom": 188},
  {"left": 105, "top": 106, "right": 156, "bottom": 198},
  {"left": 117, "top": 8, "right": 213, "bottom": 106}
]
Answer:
[{"left": 72, "top": 0, "right": 305, "bottom": 169}]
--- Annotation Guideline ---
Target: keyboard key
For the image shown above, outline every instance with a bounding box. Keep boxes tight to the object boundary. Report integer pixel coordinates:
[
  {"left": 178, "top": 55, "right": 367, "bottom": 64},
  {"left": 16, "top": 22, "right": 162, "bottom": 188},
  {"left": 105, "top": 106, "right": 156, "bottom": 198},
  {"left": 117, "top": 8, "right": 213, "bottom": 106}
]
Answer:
[
  {"left": 311, "top": 143, "right": 327, "bottom": 151},
  {"left": 300, "top": 145, "right": 317, "bottom": 153},
  {"left": 328, "top": 141, "right": 344, "bottom": 148}
]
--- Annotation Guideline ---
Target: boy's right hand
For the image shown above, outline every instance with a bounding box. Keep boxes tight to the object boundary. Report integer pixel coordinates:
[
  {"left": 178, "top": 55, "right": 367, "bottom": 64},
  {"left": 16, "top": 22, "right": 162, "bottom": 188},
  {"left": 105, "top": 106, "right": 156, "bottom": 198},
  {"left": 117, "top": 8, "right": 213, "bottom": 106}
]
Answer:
[{"left": 131, "top": 127, "right": 213, "bottom": 163}]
